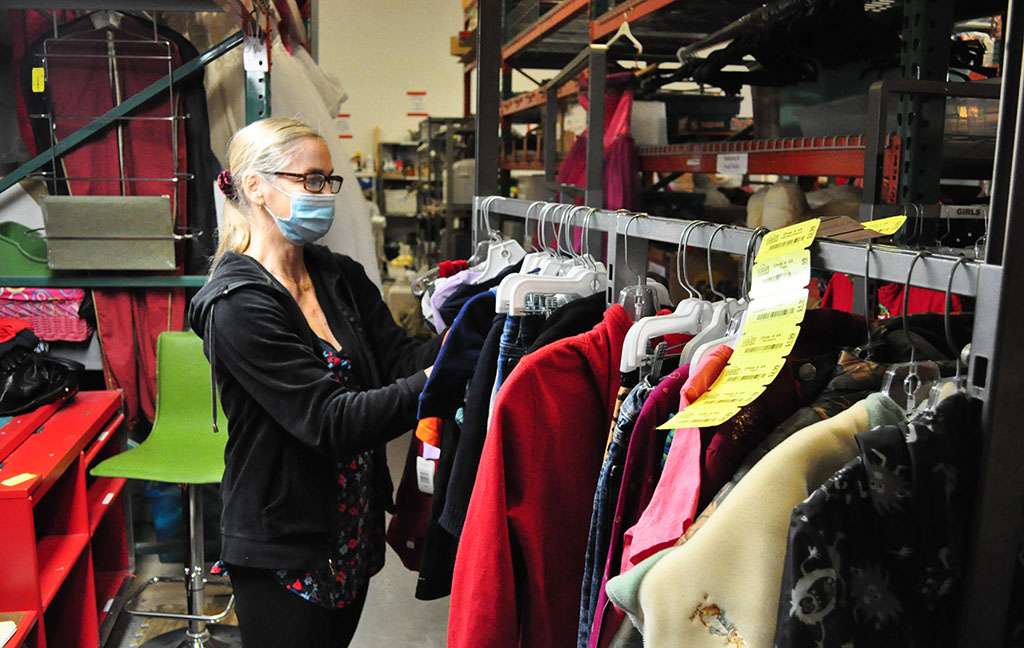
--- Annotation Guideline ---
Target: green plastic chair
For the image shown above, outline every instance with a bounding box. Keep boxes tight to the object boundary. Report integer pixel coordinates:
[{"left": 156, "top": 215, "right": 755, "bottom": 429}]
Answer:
[{"left": 92, "top": 331, "right": 240, "bottom": 648}]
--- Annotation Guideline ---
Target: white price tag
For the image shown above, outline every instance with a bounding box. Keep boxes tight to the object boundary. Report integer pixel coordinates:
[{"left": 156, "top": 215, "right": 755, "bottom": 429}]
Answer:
[
  {"left": 416, "top": 456, "right": 435, "bottom": 495},
  {"left": 717, "top": 153, "right": 748, "bottom": 175},
  {"left": 422, "top": 442, "right": 441, "bottom": 460},
  {"left": 243, "top": 36, "right": 268, "bottom": 72}
]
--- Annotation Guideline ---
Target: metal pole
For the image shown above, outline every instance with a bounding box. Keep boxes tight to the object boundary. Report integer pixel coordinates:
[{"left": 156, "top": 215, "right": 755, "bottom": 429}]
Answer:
[
  {"left": 545, "top": 85, "right": 558, "bottom": 201},
  {"left": 585, "top": 46, "right": 606, "bottom": 208},
  {"left": 958, "top": 0, "right": 1024, "bottom": 639},
  {"left": 474, "top": 0, "right": 501, "bottom": 200},
  {"left": 985, "top": 1, "right": 1022, "bottom": 264}
]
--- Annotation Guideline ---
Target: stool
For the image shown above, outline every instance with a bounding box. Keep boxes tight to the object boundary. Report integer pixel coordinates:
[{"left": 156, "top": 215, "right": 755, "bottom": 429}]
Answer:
[{"left": 92, "top": 331, "right": 240, "bottom": 647}]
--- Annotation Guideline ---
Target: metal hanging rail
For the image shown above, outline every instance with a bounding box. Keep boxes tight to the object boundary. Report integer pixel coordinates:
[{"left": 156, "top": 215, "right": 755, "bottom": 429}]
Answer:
[{"left": 473, "top": 195, "right": 982, "bottom": 298}]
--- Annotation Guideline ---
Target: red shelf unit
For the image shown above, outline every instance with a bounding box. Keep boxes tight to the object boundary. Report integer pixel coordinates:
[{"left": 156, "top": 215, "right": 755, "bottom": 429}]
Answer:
[
  {"left": 0, "top": 391, "right": 127, "bottom": 648},
  {"left": 639, "top": 135, "right": 868, "bottom": 177}
]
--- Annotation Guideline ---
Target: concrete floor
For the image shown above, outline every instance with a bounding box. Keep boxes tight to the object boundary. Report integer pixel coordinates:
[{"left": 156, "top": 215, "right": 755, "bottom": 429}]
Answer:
[{"left": 105, "top": 432, "right": 450, "bottom": 648}]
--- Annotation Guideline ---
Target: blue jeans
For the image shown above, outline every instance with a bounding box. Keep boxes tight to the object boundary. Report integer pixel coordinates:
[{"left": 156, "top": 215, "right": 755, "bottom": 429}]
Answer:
[
  {"left": 577, "top": 381, "right": 650, "bottom": 648},
  {"left": 495, "top": 313, "right": 544, "bottom": 391}
]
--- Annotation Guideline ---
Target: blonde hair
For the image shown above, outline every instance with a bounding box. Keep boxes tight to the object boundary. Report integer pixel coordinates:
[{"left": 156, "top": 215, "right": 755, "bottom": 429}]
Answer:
[{"left": 213, "top": 117, "right": 324, "bottom": 268}]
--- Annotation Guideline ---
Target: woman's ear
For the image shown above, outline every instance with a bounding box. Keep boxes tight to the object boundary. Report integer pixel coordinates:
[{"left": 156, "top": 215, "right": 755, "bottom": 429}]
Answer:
[{"left": 241, "top": 171, "right": 263, "bottom": 206}]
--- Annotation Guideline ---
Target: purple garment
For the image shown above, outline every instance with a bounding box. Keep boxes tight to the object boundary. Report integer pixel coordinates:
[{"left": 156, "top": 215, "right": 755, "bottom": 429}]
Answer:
[
  {"left": 586, "top": 364, "right": 691, "bottom": 648},
  {"left": 429, "top": 271, "right": 481, "bottom": 332}
]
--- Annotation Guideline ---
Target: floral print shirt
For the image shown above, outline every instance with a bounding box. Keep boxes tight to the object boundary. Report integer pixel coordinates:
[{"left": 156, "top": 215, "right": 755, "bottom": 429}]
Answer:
[{"left": 274, "top": 339, "right": 386, "bottom": 608}]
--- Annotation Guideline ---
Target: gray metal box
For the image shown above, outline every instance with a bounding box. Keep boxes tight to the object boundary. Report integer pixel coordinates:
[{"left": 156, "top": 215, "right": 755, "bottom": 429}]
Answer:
[{"left": 39, "top": 195, "right": 176, "bottom": 271}]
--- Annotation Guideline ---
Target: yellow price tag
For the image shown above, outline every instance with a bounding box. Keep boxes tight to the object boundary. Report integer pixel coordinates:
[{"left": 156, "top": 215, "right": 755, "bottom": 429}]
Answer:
[
  {"left": 723, "top": 354, "right": 788, "bottom": 381},
  {"left": 755, "top": 218, "right": 821, "bottom": 262},
  {"left": 31, "top": 67, "right": 45, "bottom": 93},
  {"left": 659, "top": 403, "right": 741, "bottom": 429},
  {"left": 714, "top": 361, "right": 779, "bottom": 386},
  {"left": 734, "top": 328, "right": 800, "bottom": 358},
  {"left": 743, "top": 290, "right": 808, "bottom": 333},
  {"left": 750, "top": 249, "right": 811, "bottom": 298},
  {"left": 692, "top": 379, "right": 766, "bottom": 408},
  {"left": 863, "top": 215, "right": 907, "bottom": 236}
]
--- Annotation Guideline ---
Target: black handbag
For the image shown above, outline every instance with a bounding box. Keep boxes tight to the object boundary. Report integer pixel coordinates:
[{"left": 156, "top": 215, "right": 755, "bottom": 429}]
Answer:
[{"left": 0, "top": 332, "right": 82, "bottom": 416}]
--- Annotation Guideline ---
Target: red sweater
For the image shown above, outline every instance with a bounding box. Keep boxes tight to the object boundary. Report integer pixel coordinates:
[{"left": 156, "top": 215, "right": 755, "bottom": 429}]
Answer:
[{"left": 448, "top": 304, "right": 633, "bottom": 648}]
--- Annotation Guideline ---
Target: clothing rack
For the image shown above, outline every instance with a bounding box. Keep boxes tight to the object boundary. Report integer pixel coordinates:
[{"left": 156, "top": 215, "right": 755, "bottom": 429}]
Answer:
[{"left": 470, "top": 182, "right": 1021, "bottom": 645}]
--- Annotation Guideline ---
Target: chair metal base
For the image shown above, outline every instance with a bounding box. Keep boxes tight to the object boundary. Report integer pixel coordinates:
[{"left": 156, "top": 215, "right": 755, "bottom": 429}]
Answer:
[
  {"left": 125, "top": 576, "right": 234, "bottom": 622},
  {"left": 134, "top": 623, "right": 242, "bottom": 648}
]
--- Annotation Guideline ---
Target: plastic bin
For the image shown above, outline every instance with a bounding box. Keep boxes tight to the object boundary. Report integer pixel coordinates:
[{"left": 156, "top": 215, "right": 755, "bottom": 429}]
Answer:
[
  {"left": 142, "top": 484, "right": 222, "bottom": 563},
  {"left": 143, "top": 485, "right": 183, "bottom": 563}
]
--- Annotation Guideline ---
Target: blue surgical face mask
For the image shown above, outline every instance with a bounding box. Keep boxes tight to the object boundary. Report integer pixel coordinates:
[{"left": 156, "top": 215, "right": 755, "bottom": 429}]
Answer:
[{"left": 261, "top": 179, "right": 336, "bottom": 245}]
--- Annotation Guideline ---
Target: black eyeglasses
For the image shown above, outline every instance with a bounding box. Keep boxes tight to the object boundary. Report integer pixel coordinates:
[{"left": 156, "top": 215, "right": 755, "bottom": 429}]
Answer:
[{"left": 272, "top": 171, "right": 344, "bottom": 193}]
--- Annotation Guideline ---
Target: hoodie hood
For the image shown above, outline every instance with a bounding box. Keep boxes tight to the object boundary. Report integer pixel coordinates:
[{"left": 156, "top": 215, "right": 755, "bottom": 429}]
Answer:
[
  {"left": 189, "top": 252, "right": 281, "bottom": 335},
  {"left": 189, "top": 251, "right": 292, "bottom": 434}
]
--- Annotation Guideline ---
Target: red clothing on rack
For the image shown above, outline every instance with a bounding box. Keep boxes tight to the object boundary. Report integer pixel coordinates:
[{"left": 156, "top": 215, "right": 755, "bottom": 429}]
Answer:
[
  {"left": 821, "top": 272, "right": 963, "bottom": 316},
  {"left": 448, "top": 304, "right": 633, "bottom": 648}
]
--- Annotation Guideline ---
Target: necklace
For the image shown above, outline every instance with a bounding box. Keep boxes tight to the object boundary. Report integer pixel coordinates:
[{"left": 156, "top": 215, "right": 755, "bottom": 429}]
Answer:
[{"left": 274, "top": 273, "right": 312, "bottom": 291}]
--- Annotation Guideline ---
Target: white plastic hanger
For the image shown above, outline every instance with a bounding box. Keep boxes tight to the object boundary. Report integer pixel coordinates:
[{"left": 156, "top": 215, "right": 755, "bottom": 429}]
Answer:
[
  {"left": 470, "top": 196, "right": 526, "bottom": 284},
  {"left": 686, "top": 227, "right": 769, "bottom": 368},
  {"left": 619, "top": 220, "right": 714, "bottom": 373},
  {"left": 520, "top": 202, "right": 574, "bottom": 275},
  {"left": 496, "top": 203, "right": 576, "bottom": 313},
  {"left": 504, "top": 207, "right": 608, "bottom": 316},
  {"left": 617, "top": 213, "right": 660, "bottom": 322},
  {"left": 606, "top": 19, "right": 643, "bottom": 56}
]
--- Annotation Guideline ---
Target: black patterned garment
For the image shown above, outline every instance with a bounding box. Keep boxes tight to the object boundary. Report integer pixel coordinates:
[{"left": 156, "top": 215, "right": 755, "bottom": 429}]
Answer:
[
  {"left": 774, "top": 393, "right": 973, "bottom": 647},
  {"left": 274, "top": 340, "right": 386, "bottom": 609}
]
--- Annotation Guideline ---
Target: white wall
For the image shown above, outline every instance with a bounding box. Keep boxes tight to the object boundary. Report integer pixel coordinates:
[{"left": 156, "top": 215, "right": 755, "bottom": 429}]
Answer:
[{"left": 316, "top": 1, "right": 467, "bottom": 162}]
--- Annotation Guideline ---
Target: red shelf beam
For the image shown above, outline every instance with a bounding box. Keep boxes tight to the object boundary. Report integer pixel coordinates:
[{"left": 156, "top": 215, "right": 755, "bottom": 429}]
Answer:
[
  {"left": 501, "top": 79, "right": 579, "bottom": 117},
  {"left": 499, "top": 158, "right": 547, "bottom": 171},
  {"left": 639, "top": 135, "right": 867, "bottom": 177},
  {"left": 502, "top": 0, "right": 588, "bottom": 60}
]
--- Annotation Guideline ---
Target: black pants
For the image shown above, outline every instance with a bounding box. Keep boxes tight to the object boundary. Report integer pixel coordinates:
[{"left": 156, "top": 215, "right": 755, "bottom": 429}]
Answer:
[{"left": 228, "top": 565, "right": 368, "bottom": 648}]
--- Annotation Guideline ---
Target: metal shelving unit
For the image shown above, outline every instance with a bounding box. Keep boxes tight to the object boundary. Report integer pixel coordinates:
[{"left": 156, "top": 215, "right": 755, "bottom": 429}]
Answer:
[
  {"left": 417, "top": 116, "right": 475, "bottom": 260},
  {"left": 467, "top": 0, "right": 1024, "bottom": 645}
]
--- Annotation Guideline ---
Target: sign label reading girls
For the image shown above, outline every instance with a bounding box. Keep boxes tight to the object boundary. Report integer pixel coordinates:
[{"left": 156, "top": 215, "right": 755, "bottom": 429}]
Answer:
[{"left": 660, "top": 218, "right": 821, "bottom": 429}]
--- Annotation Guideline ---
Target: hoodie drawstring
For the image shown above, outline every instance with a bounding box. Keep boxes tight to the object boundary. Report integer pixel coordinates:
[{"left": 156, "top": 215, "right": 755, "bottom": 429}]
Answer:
[{"left": 208, "top": 302, "right": 220, "bottom": 433}]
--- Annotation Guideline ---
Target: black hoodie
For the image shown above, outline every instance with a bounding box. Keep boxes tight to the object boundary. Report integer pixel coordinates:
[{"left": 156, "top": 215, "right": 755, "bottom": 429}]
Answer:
[{"left": 189, "top": 245, "right": 441, "bottom": 569}]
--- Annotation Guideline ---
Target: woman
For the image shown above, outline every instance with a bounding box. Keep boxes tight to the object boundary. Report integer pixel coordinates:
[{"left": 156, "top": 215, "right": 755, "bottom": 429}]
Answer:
[{"left": 189, "top": 117, "right": 440, "bottom": 647}]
